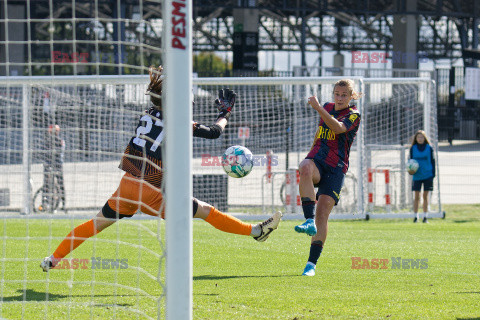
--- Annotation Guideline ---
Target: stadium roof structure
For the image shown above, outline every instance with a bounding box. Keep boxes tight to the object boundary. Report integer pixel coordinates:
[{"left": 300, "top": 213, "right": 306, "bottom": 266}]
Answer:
[
  {"left": 193, "top": 0, "right": 479, "bottom": 61},
  {"left": 197, "top": 0, "right": 478, "bottom": 15},
  {"left": 2, "top": 0, "right": 479, "bottom": 67}
]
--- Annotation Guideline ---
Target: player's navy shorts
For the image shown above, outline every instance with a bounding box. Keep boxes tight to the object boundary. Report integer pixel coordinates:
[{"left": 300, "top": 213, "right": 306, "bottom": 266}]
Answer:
[
  {"left": 309, "top": 159, "right": 345, "bottom": 205},
  {"left": 412, "top": 177, "right": 434, "bottom": 192}
]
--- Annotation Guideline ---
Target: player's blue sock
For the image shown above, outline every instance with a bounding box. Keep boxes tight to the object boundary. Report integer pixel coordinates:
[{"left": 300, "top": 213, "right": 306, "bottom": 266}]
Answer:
[
  {"left": 301, "top": 197, "right": 315, "bottom": 220},
  {"left": 307, "top": 240, "right": 323, "bottom": 265}
]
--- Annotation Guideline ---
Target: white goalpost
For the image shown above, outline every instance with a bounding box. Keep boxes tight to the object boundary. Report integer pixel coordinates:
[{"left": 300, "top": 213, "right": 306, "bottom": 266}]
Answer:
[{"left": 162, "top": 0, "right": 193, "bottom": 319}]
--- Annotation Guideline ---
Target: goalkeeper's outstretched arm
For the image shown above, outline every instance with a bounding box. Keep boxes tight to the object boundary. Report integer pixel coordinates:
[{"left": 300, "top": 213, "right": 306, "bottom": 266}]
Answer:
[
  {"left": 192, "top": 88, "right": 236, "bottom": 140},
  {"left": 193, "top": 122, "right": 224, "bottom": 139}
]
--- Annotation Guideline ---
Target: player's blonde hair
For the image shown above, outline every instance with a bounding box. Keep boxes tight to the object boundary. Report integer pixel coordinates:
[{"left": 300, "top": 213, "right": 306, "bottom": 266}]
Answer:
[
  {"left": 333, "top": 79, "right": 362, "bottom": 100},
  {"left": 411, "top": 130, "right": 431, "bottom": 146},
  {"left": 147, "top": 65, "right": 163, "bottom": 109}
]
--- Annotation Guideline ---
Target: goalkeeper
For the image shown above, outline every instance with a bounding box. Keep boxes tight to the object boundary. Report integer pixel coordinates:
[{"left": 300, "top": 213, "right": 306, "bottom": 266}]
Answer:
[
  {"left": 41, "top": 66, "right": 281, "bottom": 271},
  {"left": 294, "top": 79, "right": 361, "bottom": 276}
]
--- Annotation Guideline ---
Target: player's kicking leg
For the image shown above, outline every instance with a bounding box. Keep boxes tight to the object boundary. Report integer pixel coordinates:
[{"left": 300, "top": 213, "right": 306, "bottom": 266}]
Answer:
[
  {"left": 41, "top": 174, "right": 160, "bottom": 272},
  {"left": 40, "top": 210, "right": 117, "bottom": 272},
  {"left": 193, "top": 198, "right": 282, "bottom": 242},
  {"left": 295, "top": 159, "right": 320, "bottom": 236}
]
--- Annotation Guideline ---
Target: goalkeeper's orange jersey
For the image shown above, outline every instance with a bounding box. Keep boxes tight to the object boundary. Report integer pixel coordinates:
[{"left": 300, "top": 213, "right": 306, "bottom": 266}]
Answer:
[{"left": 119, "top": 107, "right": 164, "bottom": 188}]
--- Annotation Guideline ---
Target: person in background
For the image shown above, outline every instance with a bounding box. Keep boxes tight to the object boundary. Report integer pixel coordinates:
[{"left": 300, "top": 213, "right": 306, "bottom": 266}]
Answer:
[
  {"left": 408, "top": 130, "right": 435, "bottom": 223},
  {"left": 40, "top": 124, "right": 66, "bottom": 212}
]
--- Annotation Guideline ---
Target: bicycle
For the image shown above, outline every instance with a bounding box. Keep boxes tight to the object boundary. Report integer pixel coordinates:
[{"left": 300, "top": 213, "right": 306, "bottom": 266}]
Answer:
[{"left": 32, "top": 171, "right": 67, "bottom": 214}]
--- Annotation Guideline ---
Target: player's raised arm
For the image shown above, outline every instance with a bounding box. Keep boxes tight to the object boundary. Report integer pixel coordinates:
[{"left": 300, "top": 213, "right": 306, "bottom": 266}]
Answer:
[
  {"left": 193, "top": 88, "right": 236, "bottom": 139},
  {"left": 308, "top": 96, "right": 347, "bottom": 134}
]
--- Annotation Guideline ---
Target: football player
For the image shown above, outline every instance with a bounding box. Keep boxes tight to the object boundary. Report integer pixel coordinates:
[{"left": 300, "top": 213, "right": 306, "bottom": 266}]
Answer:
[{"left": 295, "top": 79, "right": 361, "bottom": 276}]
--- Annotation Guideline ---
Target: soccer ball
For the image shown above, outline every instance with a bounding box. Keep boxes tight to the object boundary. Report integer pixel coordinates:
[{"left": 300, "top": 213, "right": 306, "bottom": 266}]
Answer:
[
  {"left": 222, "top": 145, "right": 254, "bottom": 178},
  {"left": 407, "top": 159, "right": 419, "bottom": 175}
]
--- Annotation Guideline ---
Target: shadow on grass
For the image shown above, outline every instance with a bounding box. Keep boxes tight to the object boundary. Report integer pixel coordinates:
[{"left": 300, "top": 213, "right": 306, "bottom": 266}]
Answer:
[
  {"left": 194, "top": 274, "right": 300, "bottom": 281},
  {"left": 3, "top": 288, "right": 135, "bottom": 305},
  {"left": 93, "top": 303, "right": 133, "bottom": 308},
  {"left": 456, "top": 318, "right": 480, "bottom": 320}
]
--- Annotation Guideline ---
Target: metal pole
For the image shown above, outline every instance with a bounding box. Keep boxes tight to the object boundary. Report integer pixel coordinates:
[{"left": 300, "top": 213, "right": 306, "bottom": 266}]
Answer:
[
  {"left": 271, "top": 173, "right": 275, "bottom": 214},
  {"left": 400, "top": 146, "right": 406, "bottom": 209},
  {"left": 22, "top": 84, "right": 32, "bottom": 215},
  {"left": 357, "top": 79, "right": 365, "bottom": 217},
  {"left": 424, "top": 81, "right": 432, "bottom": 138}
]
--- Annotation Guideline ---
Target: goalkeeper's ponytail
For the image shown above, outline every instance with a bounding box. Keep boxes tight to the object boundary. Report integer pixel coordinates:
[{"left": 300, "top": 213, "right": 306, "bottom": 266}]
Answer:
[{"left": 147, "top": 66, "right": 163, "bottom": 109}]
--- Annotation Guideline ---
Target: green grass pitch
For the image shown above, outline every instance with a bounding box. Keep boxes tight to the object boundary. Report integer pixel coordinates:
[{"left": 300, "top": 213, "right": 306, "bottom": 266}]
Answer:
[{"left": 1, "top": 204, "right": 479, "bottom": 319}]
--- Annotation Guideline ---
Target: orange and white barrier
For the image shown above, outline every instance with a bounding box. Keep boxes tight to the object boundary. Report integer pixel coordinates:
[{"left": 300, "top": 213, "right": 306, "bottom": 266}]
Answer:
[
  {"left": 285, "top": 168, "right": 301, "bottom": 213},
  {"left": 367, "top": 168, "right": 391, "bottom": 213}
]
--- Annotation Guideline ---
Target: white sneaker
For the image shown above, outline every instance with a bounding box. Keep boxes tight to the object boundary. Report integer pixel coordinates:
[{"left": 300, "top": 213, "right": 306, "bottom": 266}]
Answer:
[
  {"left": 40, "top": 256, "right": 57, "bottom": 272},
  {"left": 253, "top": 211, "right": 282, "bottom": 242}
]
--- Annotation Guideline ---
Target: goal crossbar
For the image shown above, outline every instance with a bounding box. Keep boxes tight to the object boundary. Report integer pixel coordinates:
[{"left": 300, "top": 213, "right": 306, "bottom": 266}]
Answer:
[{"left": 0, "top": 75, "right": 431, "bottom": 86}]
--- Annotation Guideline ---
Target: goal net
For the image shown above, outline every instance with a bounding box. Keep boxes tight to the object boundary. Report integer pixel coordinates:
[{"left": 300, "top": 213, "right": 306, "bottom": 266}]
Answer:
[
  {"left": 0, "top": 77, "right": 166, "bottom": 318},
  {"left": 362, "top": 78, "right": 441, "bottom": 219},
  {"left": 0, "top": 76, "right": 441, "bottom": 217},
  {"left": 0, "top": 74, "right": 441, "bottom": 318},
  {"left": 0, "top": 1, "right": 444, "bottom": 318}
]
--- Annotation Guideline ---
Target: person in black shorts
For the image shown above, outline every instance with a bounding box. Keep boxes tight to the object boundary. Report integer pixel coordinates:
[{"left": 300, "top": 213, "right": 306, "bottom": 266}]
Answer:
[
  {"left": 294, "top": 79, "right": 362, "bottom": 276},
  {"left": 408, "top": 130, "right": 435, "bottom": 223}
]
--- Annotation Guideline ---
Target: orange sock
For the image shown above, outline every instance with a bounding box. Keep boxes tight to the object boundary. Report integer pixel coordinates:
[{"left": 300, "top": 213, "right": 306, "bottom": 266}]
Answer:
[
  {"left": 53, "top": 219, "right": 100, "bottom": 259},
  {"left": 204, "top": 207, "right": 252, "bottom": 236}
]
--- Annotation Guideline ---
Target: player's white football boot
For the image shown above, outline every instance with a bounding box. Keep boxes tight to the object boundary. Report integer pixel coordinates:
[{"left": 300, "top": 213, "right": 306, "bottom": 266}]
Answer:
[
  {"left": 254, "top": 211, "right": 282, "bottom": 242},
  {"left": 40, "top": 255, "right": 57, "bottom": 272}
]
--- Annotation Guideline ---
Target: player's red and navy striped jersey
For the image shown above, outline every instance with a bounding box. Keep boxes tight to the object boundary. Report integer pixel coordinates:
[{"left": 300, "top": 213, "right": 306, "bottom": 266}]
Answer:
[
  {"left": 119, "top": 107, "right": 164, "bottom": 187},
  {"left": 306, "top": 102, "right": 361, "bottom": 173}
]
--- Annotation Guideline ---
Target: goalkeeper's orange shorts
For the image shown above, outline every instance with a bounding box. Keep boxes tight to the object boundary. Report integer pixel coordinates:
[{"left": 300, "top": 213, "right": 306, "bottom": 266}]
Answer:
[{"left": 106, "top": 173, "right": 165, "bottom": 218}]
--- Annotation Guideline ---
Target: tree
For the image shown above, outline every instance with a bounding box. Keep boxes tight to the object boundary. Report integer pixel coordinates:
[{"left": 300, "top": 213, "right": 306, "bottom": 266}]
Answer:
[{"left": 193, "top": 52, "right": 231, "bottom": 76}]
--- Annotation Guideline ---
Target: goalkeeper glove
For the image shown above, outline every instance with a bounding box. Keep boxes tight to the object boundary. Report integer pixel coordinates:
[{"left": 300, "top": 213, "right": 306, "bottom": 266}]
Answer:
[{"left": 215, "top": 88, "right": 236, "bottom": 121}]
